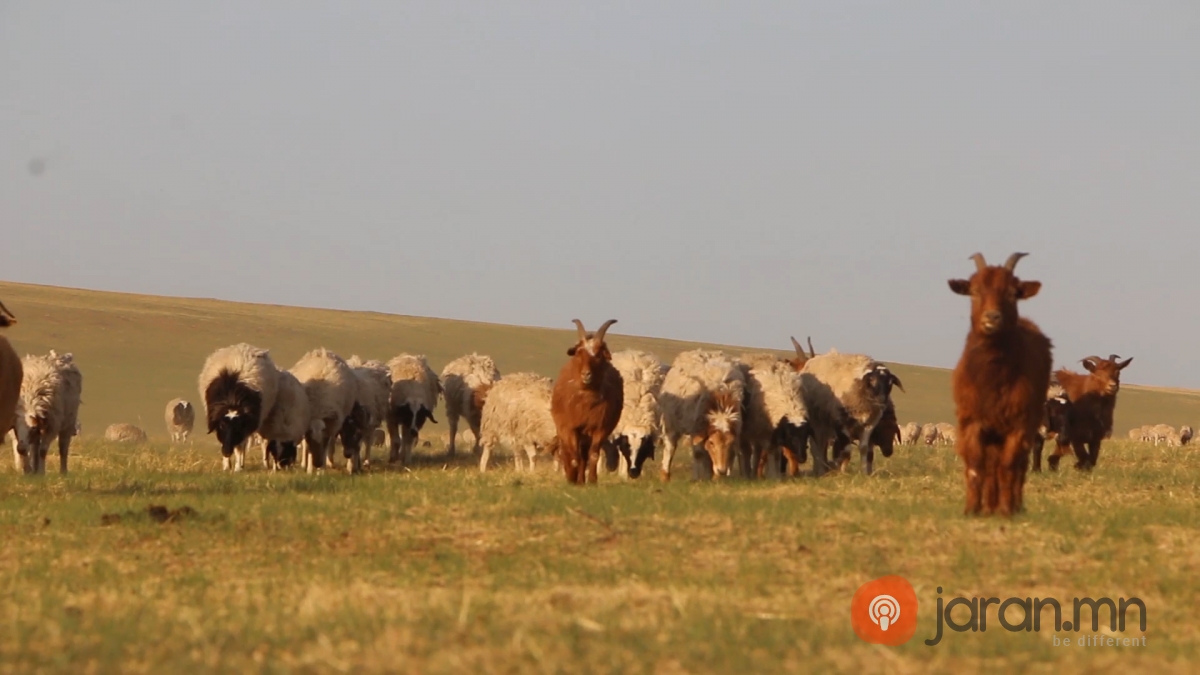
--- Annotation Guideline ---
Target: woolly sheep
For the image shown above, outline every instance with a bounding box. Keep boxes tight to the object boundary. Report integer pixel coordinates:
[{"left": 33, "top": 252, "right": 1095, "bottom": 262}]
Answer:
[
  {"left": 920, "top": 423, "right": 940, "bottom": 445},
  {"left": 345, "top": 356, "right": 392, "bottom": 467},
  {"left": 257, "top": 369, "right": 312, "bottom": 470},
  {"left": 608, "top": 350, "right": 667, "bottom": 479},
  {"left": 1151, "top": 424, "right": 1175, "bottom": 446},
  {"left": 799, "top": 349, "right": 901, "bottom": 476},
  {"left": 198, "top": 343, "right": 280, "bottom": 471},
  {"left": 936, "top": 422, "right": 958, "bottom": 446},
  {"left": 291, "top": 349, "right": 358, "bottom": 473},
  {"left": 659, "top": 350, "right": 746, "bottom": 480},
  {"left": 16, "top": 350, "right": 83, "bottom": 474},
  {"left": 165, "top": 398, "right": 195, "bottom": 443},
  {"left": 899, "top": 422, "right": 921, "bottom": 445},
  {"left": 0, "top": 302, "right": 19, "bottom": 458},
  {"left": 441, "top": 353, "right": 500, "bottom": 458},
  {"left": 478, "top": 372, "right": 558, "bottom": 472},
  {"left": 738, "top": 354, "right": 810, "bottom": 479},
  {"left": 1180, "top": 425, "right": 1194, "bottom": 446},
  {"left": 105, "top": 423, "right": 147, "bottom": 443},
  {"left": 386, "top": 354, "right": 442, "bottom": 466}
]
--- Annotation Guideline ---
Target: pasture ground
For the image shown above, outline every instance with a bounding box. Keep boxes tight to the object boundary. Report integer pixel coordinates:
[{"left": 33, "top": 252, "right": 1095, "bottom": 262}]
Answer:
[{"left": 1, "top": 437, "right": 1195, "bottom": 673}]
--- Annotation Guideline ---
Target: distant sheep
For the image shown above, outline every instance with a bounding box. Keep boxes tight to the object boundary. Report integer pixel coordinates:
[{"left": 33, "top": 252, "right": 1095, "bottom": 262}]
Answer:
[
  {"left": 799, "top": 349, "right": 901, "bottom": 476},
  {"left": 0, "top": 300, "right": 20, "bottom": 459},
  {"left": 920, "top": 423, "right": 940, "bottom": 445},
  {"left": 345, "top": 356, "right": 392, "bottom": 468},
  {"left": 935, "top": 422, "right": 956, "bottom": 446},
  {"left": 386, "top": 354, "right": 442, "bottom": 466},
  {"left": 291, "top": 349, "right": 358, "bottom": 473},
  {"left": 739, "top": 354, "right": 810, "bottom": 479},
  {"left": 198, "top": 343, "right": 280, "bottom": 472},
  {"left": 165, "top": 398, "right": 195, "bottom": 443},
  {"left": 609, "top": 349, "right": 667, "bottom": 479},
  {"left": 441, "top": 353, "right": 500, "bottom": 458},
  {"left": 1179, "top": 426, "right": 1194, "bottom": 446},
  {"left": 659, "top": 350, "right": 746, "bottom": 480},
  {"left": 16, "top": 350, "right": 83, "bottom": 474},
  {"left": 898, "top": 422, "right": 921, "bottom": 445},
  {"left": 479, "top": 372, "right": 558, "bottom": 472},
  {"left": 105, "top": 423, "right": 147, "bottom": 443}
]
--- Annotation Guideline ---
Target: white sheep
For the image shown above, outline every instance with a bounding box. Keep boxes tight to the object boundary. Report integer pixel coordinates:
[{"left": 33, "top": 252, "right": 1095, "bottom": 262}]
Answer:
[
  {"left": 198, "top": 343, "right": 281, "bottom": 472},
  {"left": 386, "top": 354, "right": 442, "bottom": 466},
  {"left": 164, "top": 398, "right": 195, "bottom": 443},
  {"left": 799, "top": 349, "right": 900, "bottom": 476},
  {"left": 899, "top": 422, "right": 921, "bottom": 445},
  {"left": 258, "top": 369, "right": 312, "bottom": 470},
  {"left": 608, "top": 350, "right": 667, "bottom": 479},
  {"left": 441, "top": 353, "right": 501, "bottom": 458},
  {"left": 290, "top": 348, "right": 358, "bottom": 473},
  {"left": 345, "top": 356, "right": 392, "bottom": 468},
  {"left": 920, "top": 423, "right": 940, "bottom": 446},
  {"left": 15, "top": 350, "right": 83, "bottom": 474},
  {"left": 478, "top": 372, "right": 558, "bottom": 472},
  {"left": 105, "top": 423, "right": 147, "bottom": 443},
  {"left": 659, "top": 350, "right": 746, "bottom": 480},
  {"left": 936, "top": 422, "right": 958, "bottom": 446},
  {"left": 0, "top": 306, "right": 20, "bottom": 458},
  {"left": 738, "top": 354, "right": 810, "bottom": 479}
]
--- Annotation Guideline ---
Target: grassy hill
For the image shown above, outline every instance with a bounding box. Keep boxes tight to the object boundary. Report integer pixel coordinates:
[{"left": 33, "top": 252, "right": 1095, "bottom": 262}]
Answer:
[{"left": 2, "top": 280, "right": 1197, "bottom": 437}]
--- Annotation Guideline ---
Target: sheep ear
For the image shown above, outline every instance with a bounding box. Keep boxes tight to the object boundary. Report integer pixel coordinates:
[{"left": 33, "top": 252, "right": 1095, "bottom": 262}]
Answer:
[
  {"left": 1016, "top": 281, "right": 1041, "bottom": 299},
  {"left": 889, "top": 373, "right": 905, "bottom": 393},
  {"left": 1118, "top": 357, "right": 1133, "bottom": 370},
  {"left": 948, "top": 279, "right": 970, "bottom": 295}
]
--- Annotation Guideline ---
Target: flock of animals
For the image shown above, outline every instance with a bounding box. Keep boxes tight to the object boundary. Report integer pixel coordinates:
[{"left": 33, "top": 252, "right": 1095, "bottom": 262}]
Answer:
[{"left": 0, "top": 256, "right": 1193, "bottom": 517}]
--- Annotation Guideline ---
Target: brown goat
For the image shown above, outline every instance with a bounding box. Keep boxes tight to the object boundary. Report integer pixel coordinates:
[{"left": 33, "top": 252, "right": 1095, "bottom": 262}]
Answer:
[
  {"left": 0, "top": 300, "right": 21, "bottom": 446},
  {"left": 1051, "top": 355, "right": 1132, "bottom": 470},
  {"left": 550, "top": 319, "right": 625, "bottom": 484},
  {"left": 949, "top": 252, "right": 1053, "bottom": 516}
]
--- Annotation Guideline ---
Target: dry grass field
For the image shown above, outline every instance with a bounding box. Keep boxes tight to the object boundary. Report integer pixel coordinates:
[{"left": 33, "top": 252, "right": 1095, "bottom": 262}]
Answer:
[{"left": 1, "top": 281, "right": 1198, "bottom": 672}]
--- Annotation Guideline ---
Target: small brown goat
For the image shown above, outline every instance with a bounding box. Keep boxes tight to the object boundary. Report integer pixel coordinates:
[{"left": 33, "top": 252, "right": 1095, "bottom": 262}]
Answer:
[
  {"left": 550, "top": 319, "right": 625, "bottom": 484},
  {"left": 1051, "top": 354, "right": 1132, "bottom": 470},
  {"left": 949, "top": 252, "right": 1053, "bottom": 516},
  {"left": 0, "top": 300, "right": 21, "bottom": 448}
]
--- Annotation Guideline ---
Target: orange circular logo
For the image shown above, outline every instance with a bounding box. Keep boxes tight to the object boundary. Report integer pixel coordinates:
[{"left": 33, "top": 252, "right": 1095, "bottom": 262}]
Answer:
[{"left": 851, "top": 575, "right": 919, "bottom": 646}]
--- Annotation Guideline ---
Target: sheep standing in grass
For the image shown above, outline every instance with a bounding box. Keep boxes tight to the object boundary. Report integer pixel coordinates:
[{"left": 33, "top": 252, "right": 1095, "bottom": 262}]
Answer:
[
  {"left": 609, "top": 350, "right": 667, "bottom": 479},
  {"left": 479, "top": 372, "right": 558, "bottom": 472},
  {"left": 345, "top": 357, "right": 392, "bottom": 468},
  {"left": 291, "top": 349, "right": 358, "bottom": 473},
  {"left": 920, "top": 423, "right": 940, "bottom": 445},
  {"left": 0, "top": 301, "right": 20, "bottom": 456},
  {"left": 1151, "top": 424, "right": 1174, "bottom": 446},
  {"left": 659, "top": 350, "right": 746, "bottom": 481},
  {"left": 739, "top": 354, "right": 810, "bottom": 479},
  {"left": 16, "top": 350, "right": 83, "bottom": 474},
  {"left": 1179, "top": 426, "right": 1194, "bottom": 446},
  {"left": 935, "top": 422, "right": 957, "bottom": 446},
  {"left": 799, "top": 350, "right": 900, "bottom": 476},
  {"left": 899, "top": 422, "right": 921, "bottom": 445},
  {"left": 165, "top": 398, "right": 195, "bottom": 443},
  {"left": 199, "top": 343, "right": 280, "bottom": 472},
  {"left": 105, "top": 423, "right": 147, "bottom": 443},
  {"left": 258, "top": 370, "right": 311, "bottom": 470},
  {"left": 386, "top": 354, "right": 442, "bottom": 466},
  {"left": 442, "top": 354, "right": 500, "bottom": 458}
]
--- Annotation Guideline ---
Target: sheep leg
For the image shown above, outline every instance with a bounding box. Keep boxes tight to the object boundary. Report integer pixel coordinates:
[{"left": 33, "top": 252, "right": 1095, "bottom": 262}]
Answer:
[
  {"left": 57, "top": 433, "right": 70, "bottom": 474},
  {"left": 660, "top": 433, "right": 679, "bottom": 481},
  {"left": 526, "top": 446, "right": 537, "bottom": 472},
  {"left": 447, "top": 414, "right": 458, "bottom": 458},
  {"left": 386, "top": 418, "right": 402, "bottom": 464},
  {"left": 480, "top": 441, "right": 494, "bottom": 473},
  {"left": 400, "top": 426, "right": 416, "bottom": 467},
  {"left": 468, "top": 413, "right": 484, "bottom": 457},
  {"left": 363, "top": 434, "right": 373, "bottom": 468},
  {"left": 859, "top": 428, "right": 874, "bottom": 475}
]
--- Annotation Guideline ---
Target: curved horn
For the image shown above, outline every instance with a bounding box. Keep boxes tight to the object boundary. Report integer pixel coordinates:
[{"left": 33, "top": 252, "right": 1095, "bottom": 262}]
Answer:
[
  {"left": 969, "top": 253, "right": 987, "bottom": 273},
  {"left": 572, "top": 319, "right": 588, "bottom": 343},
  {"left": 1004, "top": 252, "right": 1028, "bottom": 272},
  {"left": 1081, "top": 356, "right": 1103, "bottom": 366},
  {"left": 594, "top": 319, "right": 617, "bottom": 343},
  {"left": 807, "top": 337, "right": 816, "bottom": 359},
  {"left": 790, "top": 336, "right": 805, "bottom": 358},
  {"left": 1108, "top": 354, "right": 1119, "bottom": 362}
]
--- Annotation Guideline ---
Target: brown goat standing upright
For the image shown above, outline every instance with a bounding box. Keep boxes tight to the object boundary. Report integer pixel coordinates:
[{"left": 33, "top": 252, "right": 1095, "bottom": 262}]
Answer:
[
  {"left": 949, "top": 252, "right": 1053, "bottom": 516},
  {"left": 0, "top": 300, "right": 22, "bottom": 446},
  {"left": 1051, "top": 355, "right": 1132, "bottom": 470},
  {"left": 550, "top": 319, "right": 625, "bottom": 484}
]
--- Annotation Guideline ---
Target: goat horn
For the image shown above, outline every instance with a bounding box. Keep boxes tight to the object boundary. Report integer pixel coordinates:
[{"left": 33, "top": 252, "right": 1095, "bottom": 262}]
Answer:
[
  {"left": 790, "top": 336, "right": 805, "bottom": 358},
  {"left": 594, "top": 319, "right": 617, "bottom": 343},
  {"left": 0, "top": 299, "right": 13, "bottom": 319},
  {"left": 1004, "top": 252, "right": 1028, "bottom": 271},
  {"left": 572, "top": 319, "right": 587, "bottom": 343},
  {"left": 1109, "top": 354, "right": 1119, "bottom": 362},
  {"left": 807, "top": 337, "right": 816, "bottom": 358},
  {"left": 969, "top": 253, "right": 987, "bottom": 272},
  {"left": 1082, "top": 355, "right": 1103, "bottom": 365}
]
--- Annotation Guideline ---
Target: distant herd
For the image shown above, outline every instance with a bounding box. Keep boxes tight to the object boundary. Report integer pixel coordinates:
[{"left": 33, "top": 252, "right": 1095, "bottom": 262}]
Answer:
[{"left": 0, "top": 258, "right": 1194, "bottom": 517}]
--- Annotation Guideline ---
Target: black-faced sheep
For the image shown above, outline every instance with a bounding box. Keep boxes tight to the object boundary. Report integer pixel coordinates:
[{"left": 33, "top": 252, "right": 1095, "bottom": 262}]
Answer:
[
  {"left": 608, "top": 349, "right": 667, "bottom": 479},
  {"left": 478, "top": 372, "right": 558, "bottom": 472},
  {"left": 199, "top": 343, "right": 280, "bottom": 472},
  {"left": 659, "top": 350, "right": 746, "bottom": 481},
  {"left": 290, "top": 348, "right": 358, "bottom": 473},
  {"left": 16, "top": 350, "right": 83, "bottom": 474},
  {"left": 738, "top": 354, "right": 810, "bottom": 479},
  {"left": 441, "top": 353, "right": 500, "bottom": 458},
  {"left": 345, "top": 356, "right": 392, "bottom": 468},
  {"left": 165, "top": 398, "right": 195, "bottom": 443},
  {"left": 259, "top": 369, "right": 312, "bottom": 470},
  {"left": 386, "top": 354, "right": 442, "bottom": 466},
  {"left": 799, "top": 350, "right": 901, "bottom": 476}
]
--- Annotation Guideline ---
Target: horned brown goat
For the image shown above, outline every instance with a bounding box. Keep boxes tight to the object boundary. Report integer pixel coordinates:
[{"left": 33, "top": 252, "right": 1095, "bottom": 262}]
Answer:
[
  {"left": 949, "top": 252, "right": 1053, "bottom": 516},
  {"left": 550, "top": 319, "right": 624, "bottom": 485},
  {"left": 0, "top": 300, "right": 21, "bottom": 450},
  {"left": 1050, "top": 354, "right": 1132, "bottom": 470}
]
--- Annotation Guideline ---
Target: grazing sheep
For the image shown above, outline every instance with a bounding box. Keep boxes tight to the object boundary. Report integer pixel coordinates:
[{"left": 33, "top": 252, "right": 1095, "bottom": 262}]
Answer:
[
  {"left": 659, "top": 350, "right": 746, "bottom": 481},
  {"left": 899, "top": 422, "right": 921, "bottom": 445},
  {"left": 1127, "top": 427, "right": 1144, "bottom": 441},
  {"left": 290, "top": 349, "right": 358, "bottom": 473},
  {"left": 1179, "top": 426, "right": 1194, "bottom": 446},
  {"left": 739, "top": 354, "right": 810, "bottom": 479},
  {"left": 345, "top": 356, "right": 392, "bottom": 468},
  {"left": 550, "top": 319, "right": 624, "bottom": 484},
  {"left": 935, "top": 422, "right": 956, "bottom": 445},
  {"left": 948, "top": 252, "right": 1052, "bottom": 516},
  {"left": 608, "top": 349, "right": 667, "bottom": 479},
  {"left": 799, "top": 350, "right": 901, "bottom": 476},
  {"left": 1151, "top": 424, "right": 1175, "bottom": 445},
  {"left": 479, "top": 372, "right": 558, "bottom": 472},
  {"left": 441, "top": 353, "right": 501, "bottom": 458},
  {"left": 199, "top": 343, "right": 281, "bottom": 472},
  {"left": 386, "top": 354, "right": 442, "bottom": 467},
  {"left": 258, "top": 370, "right": 312, "bottom": 470},
  {"left": 105, "top": 423, "right": 147, "bottom": 443},
  {"left": 16, "top": 351, "right": 83, "bottom": 474},
  {"left": 920, "top": 423, "right": 940, "bottom": 445},
  {"left": 1052, "top": 354, "right": 1132, "bottom": 470},
  {"left": 0, "top": 300, "right": 20, "bottom": 457},
  {"left": 164, "top": 398, "right": 195, "bottom": 443}
]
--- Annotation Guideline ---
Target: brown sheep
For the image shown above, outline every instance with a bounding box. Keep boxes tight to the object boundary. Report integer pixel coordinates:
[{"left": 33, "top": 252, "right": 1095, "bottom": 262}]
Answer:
[
  {"left": 1052, "top": 354, "right": 1132, "bottom": 470},
  {"left": 550, "top": 319, "right": 624, "bottom": 485},
  {"left": 948, "top": 252, "right": 1053, "bottom": 516}
]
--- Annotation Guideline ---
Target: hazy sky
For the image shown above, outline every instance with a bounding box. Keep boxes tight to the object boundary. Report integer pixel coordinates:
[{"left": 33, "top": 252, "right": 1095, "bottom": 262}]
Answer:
[{"left": 2, "top": 2, "right": 1197, "bottom": 386}]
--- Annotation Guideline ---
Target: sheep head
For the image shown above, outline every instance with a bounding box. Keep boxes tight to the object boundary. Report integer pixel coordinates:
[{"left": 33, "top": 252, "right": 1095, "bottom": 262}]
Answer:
[
  {"left": 700, "top": 387, "right": 742, "bottom": 478},
  {"left": 566, "top": 319, "right": 617, "bottom": 386},
  {"left": 948, "top": 252, "right": 1042, "bottom": 337},
  {"left": 1080, "top": 354, "right": 1133, "bottom": 396}
]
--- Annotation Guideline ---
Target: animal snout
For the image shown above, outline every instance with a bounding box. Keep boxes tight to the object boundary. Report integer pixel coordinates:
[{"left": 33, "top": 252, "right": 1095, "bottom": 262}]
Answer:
[
  {"left": 980, "top": 310, "right": 1002, "bottom": 333},
  {"left": 581, "top": 371, "right": 592, "bottom": 385}
]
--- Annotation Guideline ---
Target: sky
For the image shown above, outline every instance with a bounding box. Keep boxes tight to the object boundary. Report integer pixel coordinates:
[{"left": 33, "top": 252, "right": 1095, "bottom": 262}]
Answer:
[{"left": 2, "top": 2, "right": 1198, "bottom": 387}]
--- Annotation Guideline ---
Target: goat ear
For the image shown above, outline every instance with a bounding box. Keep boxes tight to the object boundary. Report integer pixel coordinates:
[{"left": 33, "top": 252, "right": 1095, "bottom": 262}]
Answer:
[
  {"left": 567, "top": 346, "right": 577, "bottom": 356},
  {"left": 1081, "top": 358, "right": 1097, "bottom": 373},
  {"left": 1016, "top": 280, "right": 1041, "bottom": 299},
  {"left": 948, "top": 279, "right": 970, "bottom": 295},
  {"left": 1118, "top": 357, "right": 1133, "bottom": 370}
]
